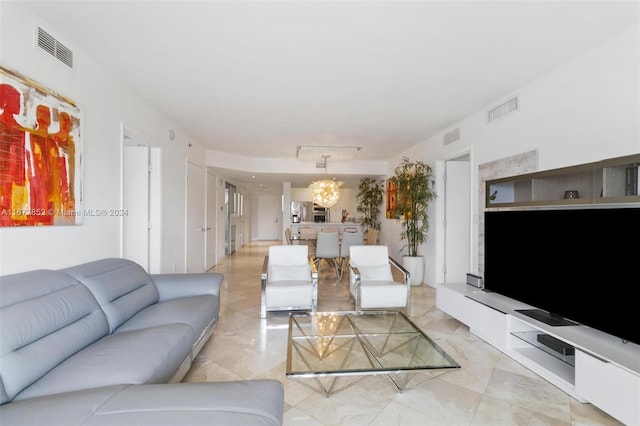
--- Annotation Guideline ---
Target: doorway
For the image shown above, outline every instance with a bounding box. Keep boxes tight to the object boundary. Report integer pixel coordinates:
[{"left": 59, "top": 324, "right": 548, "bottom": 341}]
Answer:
[
  {"left": 205, "top": 171, "right": 218, "bottom": 270},
  {"left": 437, "top": 151, "right": 472, "bottom": 284},
  {"left": 255, "top": 194, "right": 281, "bottom": 240},
  {"left": 186, "top": 162, "right": 206, "bottom": 273},
  {"left": 122, "top": 129, "right": 161, "bottom": 273},
  {"left": 225, "top": 182, "right": 236, "bottom": 255}
]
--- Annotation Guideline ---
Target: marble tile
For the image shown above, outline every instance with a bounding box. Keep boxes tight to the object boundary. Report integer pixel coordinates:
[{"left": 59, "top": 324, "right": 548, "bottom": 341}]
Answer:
[{"left": 185, "top": 241, "right": 623, "bottom": 426}]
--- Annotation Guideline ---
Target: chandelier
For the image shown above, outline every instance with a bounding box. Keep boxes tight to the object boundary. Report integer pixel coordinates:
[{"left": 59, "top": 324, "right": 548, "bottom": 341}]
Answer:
[{"left": 309, "top": 155, "right": 340, "bottom": 208}]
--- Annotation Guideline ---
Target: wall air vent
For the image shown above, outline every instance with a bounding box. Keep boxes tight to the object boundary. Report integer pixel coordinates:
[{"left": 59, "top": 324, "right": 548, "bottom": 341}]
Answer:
[
  {"left": 443, "top": 127, "right": 460, "bottom": 145},
  {"left": 487, "top": 96, "right": 518, "bottom": 123},
  {"left": 36, "top": 27, "right": 74, "bottom": 68}
]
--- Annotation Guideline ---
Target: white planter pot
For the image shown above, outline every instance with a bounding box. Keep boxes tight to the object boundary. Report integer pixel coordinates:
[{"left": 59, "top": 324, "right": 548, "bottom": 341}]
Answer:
[{"left": 402, "top": 255, "right": 424, "bottom": 286}]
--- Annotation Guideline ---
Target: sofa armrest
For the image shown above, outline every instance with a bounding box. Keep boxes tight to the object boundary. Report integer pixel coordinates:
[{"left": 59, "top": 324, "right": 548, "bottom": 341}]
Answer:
[{"left": 150, "top": 273, "right": 223, "bottom": 302}]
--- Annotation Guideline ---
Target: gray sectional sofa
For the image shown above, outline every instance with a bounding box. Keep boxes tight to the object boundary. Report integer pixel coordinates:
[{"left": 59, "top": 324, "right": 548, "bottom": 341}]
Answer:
[{"left": 0, "top": 258, "right": 284, "bottom": 425}]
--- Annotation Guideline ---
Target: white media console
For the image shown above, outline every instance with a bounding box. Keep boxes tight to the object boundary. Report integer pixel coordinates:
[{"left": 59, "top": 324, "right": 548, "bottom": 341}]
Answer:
[{"left": 437, "top": 282, "right": 640, "bottom": 425}]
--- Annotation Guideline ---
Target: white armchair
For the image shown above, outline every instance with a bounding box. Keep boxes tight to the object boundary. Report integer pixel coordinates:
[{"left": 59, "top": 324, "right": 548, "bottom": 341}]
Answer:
[
  {"left": 348, "top": 245, "right": 410, "bottom": 314},
  {"left": 261, "top": 245, "right": 318, "bottom": 318}
]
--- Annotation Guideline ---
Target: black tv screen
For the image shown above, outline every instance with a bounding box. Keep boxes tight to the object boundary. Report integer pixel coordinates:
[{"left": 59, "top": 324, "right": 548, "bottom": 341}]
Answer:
[{"left": 484, "top": 207, "right": 640, "bottom": 345}]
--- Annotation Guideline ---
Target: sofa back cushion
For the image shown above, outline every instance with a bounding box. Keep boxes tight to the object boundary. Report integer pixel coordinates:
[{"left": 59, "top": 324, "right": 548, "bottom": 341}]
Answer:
[
  {"left": 0, "top": 269, "right": 109, "bottom": 404},
  {"left": 62, "top": 258, "right": 159, "bottom": 333}
]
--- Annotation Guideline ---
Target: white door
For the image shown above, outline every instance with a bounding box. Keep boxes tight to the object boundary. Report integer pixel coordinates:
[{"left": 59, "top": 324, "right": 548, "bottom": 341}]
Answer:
[
  {"left": 257, "top": 194, "right": 281, "bottom": 240},
  {"left": 217, "top": 179, "right": 226, "bottom": 263},
  {"left": 205, "top": 171, "right": 217, "bottom": 270},
  {"left": 186, "top": 162, "right": 206, "bottom": 273},
  {"left": 444, "top": 159, "right": 471, "bottom": 283},
  {"left": 123, "top": 145, "right": 150, "bottom": 270}
]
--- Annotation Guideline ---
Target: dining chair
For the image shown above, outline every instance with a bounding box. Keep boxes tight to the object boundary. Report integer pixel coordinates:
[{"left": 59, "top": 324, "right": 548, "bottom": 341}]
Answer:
[
  {"left": 348, "top": 245, "right": 410, "bottom": 314},
  {"left": 313, "top": 231, "right": 341, "bottom": 280},
  {"left": 261, "top": 245, "right": 318, "bottom": 318},
  {"left": 338, "top": 230, "right": 364, "bottom": 279}
]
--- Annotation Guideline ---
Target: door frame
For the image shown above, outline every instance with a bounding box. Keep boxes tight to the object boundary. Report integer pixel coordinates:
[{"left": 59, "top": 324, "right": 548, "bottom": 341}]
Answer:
[
  {"left": 185, "top": 161, "right": 206, "bottom": 272},
  {"left": 205, "top": 170, "right": 218, "bottom": 270},
  {"left": 121, "top": 124, "right": 162, "bottom": 273},
  {"left": 435, "top": 147, "right": 473, "bottom": 285}
]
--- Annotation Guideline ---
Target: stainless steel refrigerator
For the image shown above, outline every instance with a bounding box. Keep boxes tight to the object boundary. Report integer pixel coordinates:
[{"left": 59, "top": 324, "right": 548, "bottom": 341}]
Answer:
[{"left": 291, "top": 201, "right": 313, "bottom": 223}]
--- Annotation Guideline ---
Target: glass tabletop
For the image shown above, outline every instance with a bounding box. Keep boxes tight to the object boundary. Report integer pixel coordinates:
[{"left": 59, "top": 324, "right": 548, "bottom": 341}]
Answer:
[{"left": 286, "top": 311, "right": 460, "bottom": 378}]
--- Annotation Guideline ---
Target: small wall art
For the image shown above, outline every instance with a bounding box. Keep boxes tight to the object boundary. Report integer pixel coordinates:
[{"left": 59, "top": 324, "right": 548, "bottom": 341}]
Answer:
[{"left": 386, "top": 179, "right": 397, "bottom": 219}]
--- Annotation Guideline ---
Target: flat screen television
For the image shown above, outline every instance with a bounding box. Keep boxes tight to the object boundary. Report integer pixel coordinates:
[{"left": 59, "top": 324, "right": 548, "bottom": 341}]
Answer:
[{"left": 483, "top": 206, "right": 640, "bottom": 345}]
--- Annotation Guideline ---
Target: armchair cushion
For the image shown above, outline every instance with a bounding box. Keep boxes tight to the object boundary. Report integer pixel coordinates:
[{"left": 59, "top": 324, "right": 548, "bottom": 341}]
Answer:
[
  {"left": 357, "top": 264, "right": 393, "bottom": 282},
  {"left": 359, "top": 281, "right": 408, "bottom": 308},
  {"left": 269, "top": 264, "right": 311, "bottom": 282},
  {"left": 265, "top": 280, "right": 314, "bottom": 310}
]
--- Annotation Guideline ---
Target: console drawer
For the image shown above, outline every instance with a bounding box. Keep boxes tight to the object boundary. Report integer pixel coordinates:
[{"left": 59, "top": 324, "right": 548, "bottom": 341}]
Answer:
[{"left": 575, "top": 350, "right": 640, "bottom": 426}]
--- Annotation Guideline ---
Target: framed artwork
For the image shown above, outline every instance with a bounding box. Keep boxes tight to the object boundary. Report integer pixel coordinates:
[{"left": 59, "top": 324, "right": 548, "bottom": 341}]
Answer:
[
  {"left": 1, "top": 66, "right": 82, "bottom": 226},
  {"left": 386, "top": 179, "right": 397, "bottom": 219}
]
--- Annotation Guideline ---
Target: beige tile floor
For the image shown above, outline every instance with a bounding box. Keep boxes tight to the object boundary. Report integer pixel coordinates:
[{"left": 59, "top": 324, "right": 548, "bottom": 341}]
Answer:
[{"left": 183, "top": 241, "right": 622, "bottom": 426}]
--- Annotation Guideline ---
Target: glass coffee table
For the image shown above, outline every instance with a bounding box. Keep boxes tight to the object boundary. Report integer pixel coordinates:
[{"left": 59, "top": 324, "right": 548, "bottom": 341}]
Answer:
[{"left": 286, "top": 311, "right": 460, "bottom": 396}]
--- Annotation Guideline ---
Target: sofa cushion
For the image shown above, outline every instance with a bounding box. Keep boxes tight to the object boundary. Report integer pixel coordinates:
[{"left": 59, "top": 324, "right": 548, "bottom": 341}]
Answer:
[
  {"left": 14, "top": 324, "right": 193, "bottom": 401},
  {"left": 115, "top": 295, "right": 219, "bottom": 352},
  {"left": 115, "top": 295, "right": 217, "bottom": 334},
  {"left": 0, "top": 381, "right": 284, "bottom": 426},
  {"left": 0, "top": 269, "right": 109, "bottom": 404},
  {"left": 151, "top": 272, "right": 224, "bottom": 301},
  {"left": 62, "top": 258, "right": 160, "bottom": 332}
]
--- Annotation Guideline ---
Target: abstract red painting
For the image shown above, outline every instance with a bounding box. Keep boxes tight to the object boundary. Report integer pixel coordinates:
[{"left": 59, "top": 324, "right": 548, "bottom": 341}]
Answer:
[{"left": 0, "top": 66, "right": 82, "bottom": 226}]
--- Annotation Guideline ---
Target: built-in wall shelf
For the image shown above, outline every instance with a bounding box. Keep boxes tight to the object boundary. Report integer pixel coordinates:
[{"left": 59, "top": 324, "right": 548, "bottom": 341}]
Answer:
[{"left": 486, "top": 153, "right": 640, "bottom": 208}]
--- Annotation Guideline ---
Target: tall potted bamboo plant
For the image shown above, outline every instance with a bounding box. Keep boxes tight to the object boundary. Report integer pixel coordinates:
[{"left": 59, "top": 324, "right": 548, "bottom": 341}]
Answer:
[
  {"left": 356, "top": 178, "right": 384, "bottom": 232},
  {"left": 391, "top": 157, "right": 436, "bottom": 286}
]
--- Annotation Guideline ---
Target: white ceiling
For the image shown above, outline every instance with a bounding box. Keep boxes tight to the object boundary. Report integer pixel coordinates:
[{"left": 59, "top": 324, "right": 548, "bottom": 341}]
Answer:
[{"left": 23, "top": 1, "right": 640, "bottom": 193}]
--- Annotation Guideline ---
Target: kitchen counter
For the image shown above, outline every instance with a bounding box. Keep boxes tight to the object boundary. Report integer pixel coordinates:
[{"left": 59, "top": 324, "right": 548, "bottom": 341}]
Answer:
[{"left": 290, "top": 222, "right": 364, "bottom": 234}]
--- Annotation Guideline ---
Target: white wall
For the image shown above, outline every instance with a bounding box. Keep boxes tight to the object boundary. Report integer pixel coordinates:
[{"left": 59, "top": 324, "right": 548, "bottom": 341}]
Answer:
[
  {"left": 0, "top": 3, "right": 204, "bottom": 274},
  {"left": 380, "top": 24, "right": 640, "bottom": 286}
]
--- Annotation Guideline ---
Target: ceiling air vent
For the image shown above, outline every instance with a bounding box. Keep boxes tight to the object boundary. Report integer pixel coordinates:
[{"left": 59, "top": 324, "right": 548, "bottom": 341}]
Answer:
[
  {"left": 443, "top": 127, "right": 460, "bottom": 145},
  {"left": 487, "top": 96, "right": 518, "bottom": 123},
  {"left": 36, "top": 27, "right": 74, "bottom": 68}
]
